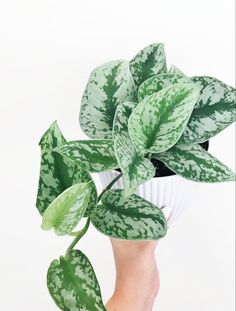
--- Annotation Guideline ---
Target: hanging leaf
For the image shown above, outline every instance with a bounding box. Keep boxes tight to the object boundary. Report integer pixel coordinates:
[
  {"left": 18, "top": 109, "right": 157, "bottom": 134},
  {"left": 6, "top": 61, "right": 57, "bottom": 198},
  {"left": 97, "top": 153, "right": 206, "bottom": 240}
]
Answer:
[
  {"left": 129, "top": 43, "right": 167, "bottom": 87},
  {"left": 138, "top": 73, "right": 191, "bottom": 101},
  {"left": 41, "top": 182, "right": 92, "bottom": 236},
  {"left": 36, "top": 121, "right": 97, "bottom": 216},
  {"left": 168, "top": 65, "right": 185, "bottom": 75},
  {"left": 55, "top": 153, "right": 97, "bottom": 217},
  {"left": 128, "top": 82, "right": 200, "bottom": 154},
  {"left": 55, "top": 139, "right": 118, "bottom": 173},
  {"left": 90, "top": 189, "right": 167, "bottom": 240},
  {"left": 79, "top": 60, "right": 137, "bottom": 139},
  {"left": 179, "top": 76, "right": 236, "bottom": 144},
  {"left": 47, "top": 250, "right": 106, "bottom": 311},
  {"left": 153, "top": 143, "right": 235, "bottom": 182}
]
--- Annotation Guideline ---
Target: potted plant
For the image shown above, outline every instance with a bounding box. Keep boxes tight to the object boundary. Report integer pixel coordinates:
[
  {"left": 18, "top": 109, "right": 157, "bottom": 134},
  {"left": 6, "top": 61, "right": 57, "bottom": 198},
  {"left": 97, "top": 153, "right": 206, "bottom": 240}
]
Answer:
[{"left": 36, "top": 43, "right": 235, "bottom": 310}]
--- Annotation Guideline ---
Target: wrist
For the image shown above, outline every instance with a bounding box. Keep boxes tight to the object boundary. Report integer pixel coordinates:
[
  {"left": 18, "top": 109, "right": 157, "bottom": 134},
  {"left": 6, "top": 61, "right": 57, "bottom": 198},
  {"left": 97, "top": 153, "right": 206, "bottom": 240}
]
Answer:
[{"left": 107, "top": 239, "right": 159, "bottom": 311}]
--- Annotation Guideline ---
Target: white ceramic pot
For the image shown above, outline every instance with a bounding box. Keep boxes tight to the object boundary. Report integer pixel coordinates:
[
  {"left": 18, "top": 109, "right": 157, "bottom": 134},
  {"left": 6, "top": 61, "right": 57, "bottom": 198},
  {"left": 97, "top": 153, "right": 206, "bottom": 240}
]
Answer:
[{"left": 98, "top": 170, "right": 201, "bottom": 227}]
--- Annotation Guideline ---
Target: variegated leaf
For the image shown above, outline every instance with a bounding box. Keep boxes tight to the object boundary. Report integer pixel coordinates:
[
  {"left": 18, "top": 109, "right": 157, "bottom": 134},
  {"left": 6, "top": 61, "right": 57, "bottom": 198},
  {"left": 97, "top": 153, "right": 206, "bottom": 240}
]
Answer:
[
  {"left": 39, "top": 120, "right": 66, "bottom": 151},
  {"left": 55, "top": 139, "right": 118, "bottom": 173},
  {"left": 179, "top": 76, "right": 236, "bottom": 143},
  {"left": 47, "top": 250, "right": 106, "bottom": 311},
  {"left": 138, "top": 73, "right": 191, "bottom": 101},
  {"left": 168, "top": 65, "right": 185, "bottom": 75},
  {"left": 113, "top": 102, "right": 155, "bottom": 194},
  {"left": 79, "top": 60, "right": 137, "bottom": 139},
  {"left": 36, "top": 121, "right": 97, "bottom": 216},
  {"left": 128, "top": 83, "right": 200, "bottom": 154},
  {"left": 153, "top": 143, "right": 235, "bottom": 182},
  {"left": 114, "top": 134, "right": 155, "bottom": 194},
  {"left": 41, "top": 182, "right": 92, "bottom": 235},
  {"left": 130, "top": 43, "right": 167, "bottom": 87},
  {"left": 55, "top": 154, "right": 97, "bottom": 217},
  {"left": 112, "top": 101, "right": 138, "bottom": 139},
  {"left": 90, "top": 189, "right": 167, "bottom": 240}
]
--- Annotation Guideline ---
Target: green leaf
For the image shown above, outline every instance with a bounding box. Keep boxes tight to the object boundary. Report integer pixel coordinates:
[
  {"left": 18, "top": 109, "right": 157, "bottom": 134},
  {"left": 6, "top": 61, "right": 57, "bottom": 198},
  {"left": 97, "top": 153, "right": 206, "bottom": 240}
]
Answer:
[
  {"left": 168, "top": 65, "right": 185, "bottom": 75},
  {"left": 114, "top": 135, "right": 155, "bottom": 194},
  {"left": 79, "top": 60, "right": 137, "bottom": 139},
  {"left": 138, "top": 73, "right": 191, "bottom": 101},
  {"left": 47, "top": 249, "right": 106, "bottom": 311},
  {"left": 179, "top": 76, "right": 236, "bottom": 144},
  {"left": 112, "top": 101, "right": 138, "bottom": 139},
  {"left": 128, "top": 82, "right": 200, "bottom": 154},
  {"left": 41, "top": 182, "right": 92, "bottom": 235},
  {"left": 36, "top": 121, "right": 97, "bottom": 216},
  {"left": 113, "top": 102, "right": 155, "bottom": 194},
  {"left": 90, "top": 189, "right": 167, "bottom": 240},
  {"left": 39, "top": 120, "right": 66, "bottom": 150},
  {"left": 130, "top": 43, "right": 167, "bottom": 87},
  {"left": 153, "top": 143, "right": 235, "bottom": 182},
  {"left": 55, "top": 139, "right": 118, "bottom": 173}
]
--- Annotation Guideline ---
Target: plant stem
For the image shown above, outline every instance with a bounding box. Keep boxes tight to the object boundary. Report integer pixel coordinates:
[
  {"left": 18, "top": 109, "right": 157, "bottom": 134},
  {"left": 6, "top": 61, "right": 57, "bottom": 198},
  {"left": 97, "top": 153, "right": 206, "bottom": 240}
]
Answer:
[
  {"left": 66, "top": 172, "right": 123, "bottom": 253},
  {"left": 67, "top": 217, "right": 90, "bottom": 253},
  {"left": 97, "top": 172, "right": 123, "bottom": 201}
]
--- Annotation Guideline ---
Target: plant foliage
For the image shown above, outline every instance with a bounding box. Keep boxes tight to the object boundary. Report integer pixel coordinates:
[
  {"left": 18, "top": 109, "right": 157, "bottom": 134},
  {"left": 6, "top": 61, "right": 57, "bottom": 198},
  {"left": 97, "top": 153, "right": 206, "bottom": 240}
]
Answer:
[{"left": 36, "top": 43, "right": 235, "bottom": 310}]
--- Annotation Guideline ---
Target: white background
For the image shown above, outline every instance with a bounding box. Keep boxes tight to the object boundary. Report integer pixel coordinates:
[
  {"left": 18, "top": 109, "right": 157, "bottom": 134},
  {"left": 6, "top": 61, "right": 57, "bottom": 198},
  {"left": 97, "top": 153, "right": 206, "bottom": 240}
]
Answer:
[{"left": 0, "top": 0, "right": 235, "bottom": 310}]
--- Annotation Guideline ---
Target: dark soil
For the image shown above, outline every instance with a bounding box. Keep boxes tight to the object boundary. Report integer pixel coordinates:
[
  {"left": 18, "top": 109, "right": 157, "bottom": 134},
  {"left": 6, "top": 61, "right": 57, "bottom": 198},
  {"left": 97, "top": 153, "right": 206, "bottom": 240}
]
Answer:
[{"left": 115, "top": 141, "right": 209, "bottom": 178}]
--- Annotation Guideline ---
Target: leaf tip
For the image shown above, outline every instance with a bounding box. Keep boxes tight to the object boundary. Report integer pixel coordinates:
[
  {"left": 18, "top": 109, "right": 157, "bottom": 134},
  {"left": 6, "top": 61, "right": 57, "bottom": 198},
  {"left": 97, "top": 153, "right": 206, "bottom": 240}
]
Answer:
[{"left": 40, "top": 220, "right": 52, "bottom": 232}]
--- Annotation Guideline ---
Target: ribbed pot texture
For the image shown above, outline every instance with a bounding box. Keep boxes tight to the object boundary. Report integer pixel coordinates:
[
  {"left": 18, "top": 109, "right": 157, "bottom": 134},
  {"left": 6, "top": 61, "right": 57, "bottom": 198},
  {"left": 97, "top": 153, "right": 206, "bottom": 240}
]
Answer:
[{"left": 98, "top": 171, "right": 201, "bottom": 227}]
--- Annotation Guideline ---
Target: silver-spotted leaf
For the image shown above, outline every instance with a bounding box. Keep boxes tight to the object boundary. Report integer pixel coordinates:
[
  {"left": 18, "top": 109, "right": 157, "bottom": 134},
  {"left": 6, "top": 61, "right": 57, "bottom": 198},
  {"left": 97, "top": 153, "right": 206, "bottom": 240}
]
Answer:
[
  {"left": 55, "top": 154, "right": 97, "bottom": 217},
  {"left": 55, "top": 139, "right": 118, "bottom": 173},
  {"left": 113, "top": 102, "right": 155, "bottom": 194},
  {"left": 179, "top": 76, "right": 236, "bottom": 143},
  {"left": 153, "top": 143, "right": 235, "bottom": 182},
  {"left": 36, "top": 121, "right": 97, "bottom": 216},
  {"left": 138, "top": 73, "right": 191, "bottom": 101},
  {"left": 90, "top": 189, "right": 167, "bottom": 240},
  {"left": 79, "top": 60, "right": 137, "bottom": 139},
  {"left": 114, "top": 135, "right": 155, "bottom": 194},
  {"left": 47, "top": 250, "right": 106, "bottom": 311},
  {"left": 128, "top": 82, "right": 200, "bottom": 154},
  {"left": 112, "top": 101, "right": 138, "bottom": 139},
  {"left": 39, "top": 120, "right": 66, "bottom": 150},
  {"left": 130, "top": 43, "right": 167, "bottom": 87},
  {"left": 41, "top": 182, "right": 92, "bottom": 235}
]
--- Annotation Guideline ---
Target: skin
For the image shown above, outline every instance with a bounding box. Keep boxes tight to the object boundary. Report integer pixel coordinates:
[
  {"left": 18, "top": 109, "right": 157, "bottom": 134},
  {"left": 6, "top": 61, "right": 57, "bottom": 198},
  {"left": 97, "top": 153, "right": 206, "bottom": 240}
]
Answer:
[{"left": 106, "top": 238, "right": 159, "bottom": 311}]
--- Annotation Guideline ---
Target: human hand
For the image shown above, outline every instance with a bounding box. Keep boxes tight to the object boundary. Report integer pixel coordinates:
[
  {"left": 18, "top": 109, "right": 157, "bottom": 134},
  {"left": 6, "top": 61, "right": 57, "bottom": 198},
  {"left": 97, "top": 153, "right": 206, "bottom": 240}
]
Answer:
[{"left": 106, "top": 238, "right": 159, "bottom": 311}]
